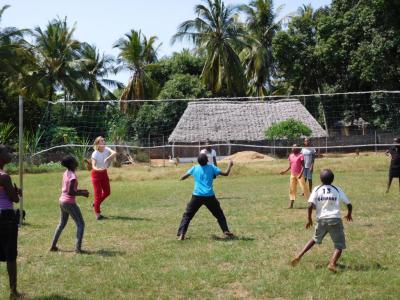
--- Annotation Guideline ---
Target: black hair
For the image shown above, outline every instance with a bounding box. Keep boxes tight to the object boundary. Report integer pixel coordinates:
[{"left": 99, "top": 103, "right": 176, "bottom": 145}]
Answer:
[
  {"left": 320, "top": 169, "right": 334, "bottom": 185},
  {"left": 0, "top": 145, "right": 12, "bottom": 163},
  {"left": 198, "top": 153, "right": 209, "bottom": 166},
  {"left": 61, "top": 155, "right": 78, "bottom": 170},
  {"left": 0, "top": 145, "right": 8, "bottom": 156}
]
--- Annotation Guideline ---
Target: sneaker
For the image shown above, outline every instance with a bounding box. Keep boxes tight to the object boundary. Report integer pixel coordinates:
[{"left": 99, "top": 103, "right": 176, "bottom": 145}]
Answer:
[
  {"left": 49, "top": 246, "right": 59, "bottom": 252},
  {"left": 224, "top": 231, "right": 235, "bottom": 238},
  {"left": 96, "top": 215, "right": 106, "bottom": 220}
]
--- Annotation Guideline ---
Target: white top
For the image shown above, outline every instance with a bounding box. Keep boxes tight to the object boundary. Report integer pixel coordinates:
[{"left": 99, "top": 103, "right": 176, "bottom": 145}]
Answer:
[
  {"left": 91, "top": 147, "right": 112, "bottom": 169},
  {"left": 301, "top": 147, "right": 316, "bottom": 168},
  {"left": 308, "top": 185, "right": 350, "bottom": 220},
  {"left": 200, "top": 148, "right": 217, "bottom": 164}
]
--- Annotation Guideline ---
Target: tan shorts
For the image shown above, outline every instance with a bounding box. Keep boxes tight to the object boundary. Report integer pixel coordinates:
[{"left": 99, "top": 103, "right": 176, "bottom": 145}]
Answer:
[{"left": 313, "top": 218, "right": 346, "bottom": 250}]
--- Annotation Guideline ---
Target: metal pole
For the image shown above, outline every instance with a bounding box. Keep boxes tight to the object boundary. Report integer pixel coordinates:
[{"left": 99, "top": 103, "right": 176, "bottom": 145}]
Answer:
[
  {"left": 162, "top": 135, "right": 165, "bottom": 168},
  {"left": 18, "top": 96, "right": 24, "bottom": 225},
  {"left": 374, "top": 130, "right": 377, "bottom": 155},
  {"left": 148, "top": 134, "right": 151, "bottom": 168}
]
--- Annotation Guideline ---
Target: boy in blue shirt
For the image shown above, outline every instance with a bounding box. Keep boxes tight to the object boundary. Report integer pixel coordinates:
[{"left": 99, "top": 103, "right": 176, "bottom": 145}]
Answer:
[{"left": 177, "top": 154, "right": 234, "bottom": 240}]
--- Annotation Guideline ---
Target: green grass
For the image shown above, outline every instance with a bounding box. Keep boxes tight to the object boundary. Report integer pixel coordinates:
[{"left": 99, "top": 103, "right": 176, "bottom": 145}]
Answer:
[{"left": 1, "top": 153, "right": 400, "bottom": 299}]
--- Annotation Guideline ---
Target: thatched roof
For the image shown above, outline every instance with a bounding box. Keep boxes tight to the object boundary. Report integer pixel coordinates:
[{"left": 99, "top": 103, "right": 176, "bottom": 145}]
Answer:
[{"left": 168, "top": 100, "right": 327, "bottom": 143}]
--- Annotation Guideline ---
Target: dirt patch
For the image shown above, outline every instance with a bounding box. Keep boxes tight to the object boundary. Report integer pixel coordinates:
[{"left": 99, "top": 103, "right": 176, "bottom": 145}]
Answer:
[{"left": 222, "top": 151, "right": 275, "bottom": 163}]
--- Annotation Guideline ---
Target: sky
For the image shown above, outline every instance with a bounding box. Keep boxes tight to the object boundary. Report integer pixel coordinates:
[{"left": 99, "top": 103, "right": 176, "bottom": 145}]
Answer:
[{"left": 2, "top": 0, "right": 331, "bottom": 83}]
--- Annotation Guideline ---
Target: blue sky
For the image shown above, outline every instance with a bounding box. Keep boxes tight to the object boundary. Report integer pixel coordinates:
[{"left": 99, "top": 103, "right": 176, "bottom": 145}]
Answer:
[{"left": 2, "top": 0, "right": 331, "bottom": 83}]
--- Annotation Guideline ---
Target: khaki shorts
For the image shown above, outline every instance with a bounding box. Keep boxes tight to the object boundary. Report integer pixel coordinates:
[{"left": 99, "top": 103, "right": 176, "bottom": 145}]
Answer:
[{"left": 313, "top": 218, "right": 346, "bottom": 250}]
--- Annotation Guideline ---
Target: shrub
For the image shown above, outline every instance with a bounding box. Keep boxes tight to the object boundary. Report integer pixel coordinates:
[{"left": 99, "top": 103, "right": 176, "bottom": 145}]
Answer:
[
  {"left": 265, "top": 119, "right": 312, "bottom": 141},
  {"left": 135, "top": 151, "right": 150, "bottom": 163}
]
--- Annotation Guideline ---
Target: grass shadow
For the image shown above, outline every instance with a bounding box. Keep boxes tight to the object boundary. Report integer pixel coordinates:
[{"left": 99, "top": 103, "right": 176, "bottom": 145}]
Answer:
[
  {"left": 211, "top": 234, "right": 255, "bottom": 242},
  {"left": 315, "top": 262, "right": 387, "bottom": 271},
  {"left": 82, "top": 249, "right": 125, "bottom": 257},
  {"left": 32, "top": 295, "right": 75, "bottom": 300},
  {"left": 107, "top": 215, "right": 152, "bottom": 221}
]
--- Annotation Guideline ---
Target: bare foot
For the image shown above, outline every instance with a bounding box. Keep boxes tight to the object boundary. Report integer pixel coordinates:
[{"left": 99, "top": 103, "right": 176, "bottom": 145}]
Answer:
[
  {"left": 178, "top": 234, "right": 185, "bottom": 241},
  {"left": 290, "top": 257, "right": 300, "bottom": 267},
  {"left": 327, "top": 263, "right": 337, "bottom": 273}
]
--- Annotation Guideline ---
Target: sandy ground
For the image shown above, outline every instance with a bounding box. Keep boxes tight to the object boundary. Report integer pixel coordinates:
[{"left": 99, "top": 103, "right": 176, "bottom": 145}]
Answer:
[{"left": 221, "top": 151, "right": 275, "bottom": 163}]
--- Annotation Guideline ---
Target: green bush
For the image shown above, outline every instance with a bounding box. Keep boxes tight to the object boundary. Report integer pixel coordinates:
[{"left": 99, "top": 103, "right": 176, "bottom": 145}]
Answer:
[
  {"left": 5, "top": 162, "right": 64, "bottom": 174},
  {"left": 265, "top": 119, "right": 312, "bottom": 141},
  {"left": 49, "top": 127, "right": 79, "bottom": 145},
  {"left": 135, "top": 151, "right": 150, "bottom": 163}
]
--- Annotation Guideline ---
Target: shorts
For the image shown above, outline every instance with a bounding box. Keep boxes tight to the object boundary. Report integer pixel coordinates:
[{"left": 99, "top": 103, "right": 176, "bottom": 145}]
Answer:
[
  {"left": 0, "top": 210, "right": 18, "bottom": 261},
  {"left": 313, "top": 218, "right": 346, "bottom": 250},
  {"left": 303, "top": 168, "right": 313, "bottom": 180}
]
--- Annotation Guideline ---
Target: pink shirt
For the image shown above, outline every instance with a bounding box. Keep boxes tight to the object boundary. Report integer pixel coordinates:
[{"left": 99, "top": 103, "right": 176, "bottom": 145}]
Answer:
[
  {"left": 59, "top": 170, "right": 78, "bottom": 204},
  {"left": 288, "top": 153, "right": 304, "bottom": 175}
]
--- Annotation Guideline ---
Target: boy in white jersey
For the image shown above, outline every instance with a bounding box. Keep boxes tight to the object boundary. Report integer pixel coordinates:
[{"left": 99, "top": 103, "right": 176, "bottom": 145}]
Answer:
[{"left": 291, "top": 169, "right": 353, "bottom": 272}]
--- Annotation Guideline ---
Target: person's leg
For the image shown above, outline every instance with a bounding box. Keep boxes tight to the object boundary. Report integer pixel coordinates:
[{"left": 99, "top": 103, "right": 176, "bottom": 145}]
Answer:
[
  {"left": 291, "top": 239, "right": 316, "bottom": 266},
  {"left": 7, "top": 260, "right": 18, "bottom": 297},
  {"left": 292, "top": 221, "right": 327, "bottom": 266},
  {"left": 65, "top": 204, "right": 85, "bottom": 252},
  {"left": 288, "top": 175, "right": 297, "bottom": 208},
  {"left": 177, "top": 196, "right": 203, "bottom": 239},
  {"left": 299, "top": 176, "right": 310, "bottom": 199},
  {"left": 386, "top": 175, "right": 393, "bottom": 193},
  {"left": 204, "top": 196, "right": 231, "bottom": 234},
  {"left": 92, "top": 172, "right": 103, "bottom": 216},
  {"left": 100, "top": 171, "right": 111, "bottom": 204},
  {"left": 327, "top": 219, "right": 346, "bottom": 272},
  {"left": 50, "top": 205, "right": 69, "bottom": 250}
]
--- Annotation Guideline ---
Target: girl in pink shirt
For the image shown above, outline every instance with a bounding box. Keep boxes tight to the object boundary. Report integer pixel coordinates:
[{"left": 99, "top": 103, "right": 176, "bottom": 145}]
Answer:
[
  {"left": 280, "top": 144, "right": 310, "bottom": 208},
  {"left": 50, "top": 155, "right": 89, "bottom": 253}
]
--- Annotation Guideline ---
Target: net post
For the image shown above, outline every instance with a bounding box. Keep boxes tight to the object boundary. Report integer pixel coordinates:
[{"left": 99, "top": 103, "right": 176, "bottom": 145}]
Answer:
[
  {"left": 374, "top": 130, "right": 377, "bottom": 155},
  {"left": 148, "top": 134, "right": 151, "bottom": 168},
  {"left": 18, "top": 95, "right": 24, "bottom": 226},
  {"left": 162, "top": 135, "right": 165, "bottom": 168}
]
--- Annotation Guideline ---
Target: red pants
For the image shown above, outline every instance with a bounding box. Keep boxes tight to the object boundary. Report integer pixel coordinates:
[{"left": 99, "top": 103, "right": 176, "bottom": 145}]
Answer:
[{"left": 91, "top": 170, "right": 110, "bottom": 214}]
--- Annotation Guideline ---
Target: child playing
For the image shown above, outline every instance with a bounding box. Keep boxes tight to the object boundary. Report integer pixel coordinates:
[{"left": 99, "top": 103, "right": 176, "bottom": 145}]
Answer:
[
  {"left": 280, "top": 144, "right": 310, "bottom": 208},
  {"left": 385, "top": 137, "right": 400, "bottom": 193},
  {"left": 0, "top": 145, "right": 23, "bottom": 299},
  {"left": 291, "top": 169, "right": 353, "bottom": 272},
  {"left": 177, "top": 154, "right": 234, "bottom": 240},
  {"left": 50, "top": 155, "right": 89, "bottom": 253}
]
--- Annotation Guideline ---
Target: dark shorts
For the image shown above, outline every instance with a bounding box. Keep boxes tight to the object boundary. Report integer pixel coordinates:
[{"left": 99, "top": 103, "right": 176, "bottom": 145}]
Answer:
[
  {"left": 313, "top": 218, "right": 346, "bottom": 250},
  {"left": 0, "top": 210, "right": 18, "bottom": 262}
]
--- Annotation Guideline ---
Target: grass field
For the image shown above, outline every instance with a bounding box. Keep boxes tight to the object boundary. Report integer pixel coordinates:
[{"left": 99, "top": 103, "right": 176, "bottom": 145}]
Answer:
[{"left": 1, "top": 153, "right": 400, "bottom": 299}]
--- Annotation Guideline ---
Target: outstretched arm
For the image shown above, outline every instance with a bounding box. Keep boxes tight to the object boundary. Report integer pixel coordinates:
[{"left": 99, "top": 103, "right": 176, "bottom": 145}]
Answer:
[
  {"left": 280, "top": 163, "right": 291, "bottom": 175},
  {"left": 105, "top": 148, "right": 117, "bottom": 165},
  {"left": 219, "top": 160, "right": 233, "bottom": 176},
  {"left": 180, "top": 173, "right": 191, "bottom": 181}
]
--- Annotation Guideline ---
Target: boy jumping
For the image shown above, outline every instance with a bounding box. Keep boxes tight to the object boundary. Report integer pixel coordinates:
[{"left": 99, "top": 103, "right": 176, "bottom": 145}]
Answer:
[
  {"left": 177, "top": 154, "right": 234, "bottom": 240},
  {"left": 291, "top": 169, "right": 353, "bottom": 272}
]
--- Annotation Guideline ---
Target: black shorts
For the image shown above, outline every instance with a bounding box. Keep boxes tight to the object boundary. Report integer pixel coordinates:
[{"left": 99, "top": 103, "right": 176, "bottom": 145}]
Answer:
[{"left": 0, "top": 210, "right": 18, "bottom": 262}]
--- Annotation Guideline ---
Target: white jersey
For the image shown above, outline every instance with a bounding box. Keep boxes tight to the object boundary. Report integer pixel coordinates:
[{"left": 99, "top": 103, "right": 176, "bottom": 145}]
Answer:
[
  {"left": 91, "top": 147, "right": 111, "bottom": 169},
  {"left": 200, "top": 148, "right": 217, "bottom": 165},
  {"left": 308, "top": 184, "right": 350, "bottom": 220}
]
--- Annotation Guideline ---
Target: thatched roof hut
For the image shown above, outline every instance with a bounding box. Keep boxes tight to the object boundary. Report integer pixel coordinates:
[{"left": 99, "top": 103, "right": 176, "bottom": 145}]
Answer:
[{"left": 168, "top": 100, "right": 327, "bottom": 143}]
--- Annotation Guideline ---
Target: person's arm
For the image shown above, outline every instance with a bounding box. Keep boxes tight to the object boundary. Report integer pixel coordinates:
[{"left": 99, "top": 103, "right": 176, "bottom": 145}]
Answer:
[
  {"left": 310, "top": 150, "right": 316, "bottom": 171},
  {"left": 298, "top": 160, "right": 305, "bottom": 179},
  {"left": 104, "top": 147, "right": 117, "bottom": 165},
  {"left": 345, "top": 203, "right": 353, "bottom": 221},
  {"left": 180, "top": 173, "right": 191, "bottom": 181},
  {"left": 0, "top": 174, "right": 20, "bottom": 203},
  {"left": 68, "top": 179, "right": 89, "bottom": 197},
  {"left": 213, "top": 156, "right": 217, "bottom": 167},
  {"left": 280, "top": 163, "right": 291, "bottom": 175},
  {"left": 91, "top": 158, "right": 105, "bottom": 171},
  {"left": 305, "top": 203, "right": 314, "bottom": 228},
  {"left": 219, "top": 160, "right": 233, "bottom": 176}
]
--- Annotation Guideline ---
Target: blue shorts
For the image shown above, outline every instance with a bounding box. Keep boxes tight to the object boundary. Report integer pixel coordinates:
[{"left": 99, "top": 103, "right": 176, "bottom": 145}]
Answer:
[{"left": 303, "top": 168, "right": 313, "bottom": 180}]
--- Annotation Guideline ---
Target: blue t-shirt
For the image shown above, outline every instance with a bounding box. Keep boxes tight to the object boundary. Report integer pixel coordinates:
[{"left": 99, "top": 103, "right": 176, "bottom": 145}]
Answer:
[{"left": 187, "top": 164, "right": 221, "bottom": 196}]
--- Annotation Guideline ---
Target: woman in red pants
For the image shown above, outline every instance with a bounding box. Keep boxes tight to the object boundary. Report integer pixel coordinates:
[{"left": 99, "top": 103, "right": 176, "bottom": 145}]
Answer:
[{"left": 91, "top": 136, "right": 116, "bottom": 220}]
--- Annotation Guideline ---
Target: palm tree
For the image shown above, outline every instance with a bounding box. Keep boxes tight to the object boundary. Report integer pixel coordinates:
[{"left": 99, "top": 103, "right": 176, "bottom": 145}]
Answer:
[
  {"left": 0, "top": 5, "right": 30, "bottom": 80},
  {"left": 26, "top": 17, "right": 87, "bottom": 101},
  {"left": 114, "top": 29, "right": 160, "bottom": 113},
  {"left": 172, "top": 0, "right": 247, "bottom": 97},
  {"left": 80, "top": 43, "right": 123, "bottom": 100},
  {"left": 239, "top": 0, "right": 283, "bottom": 96}
]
